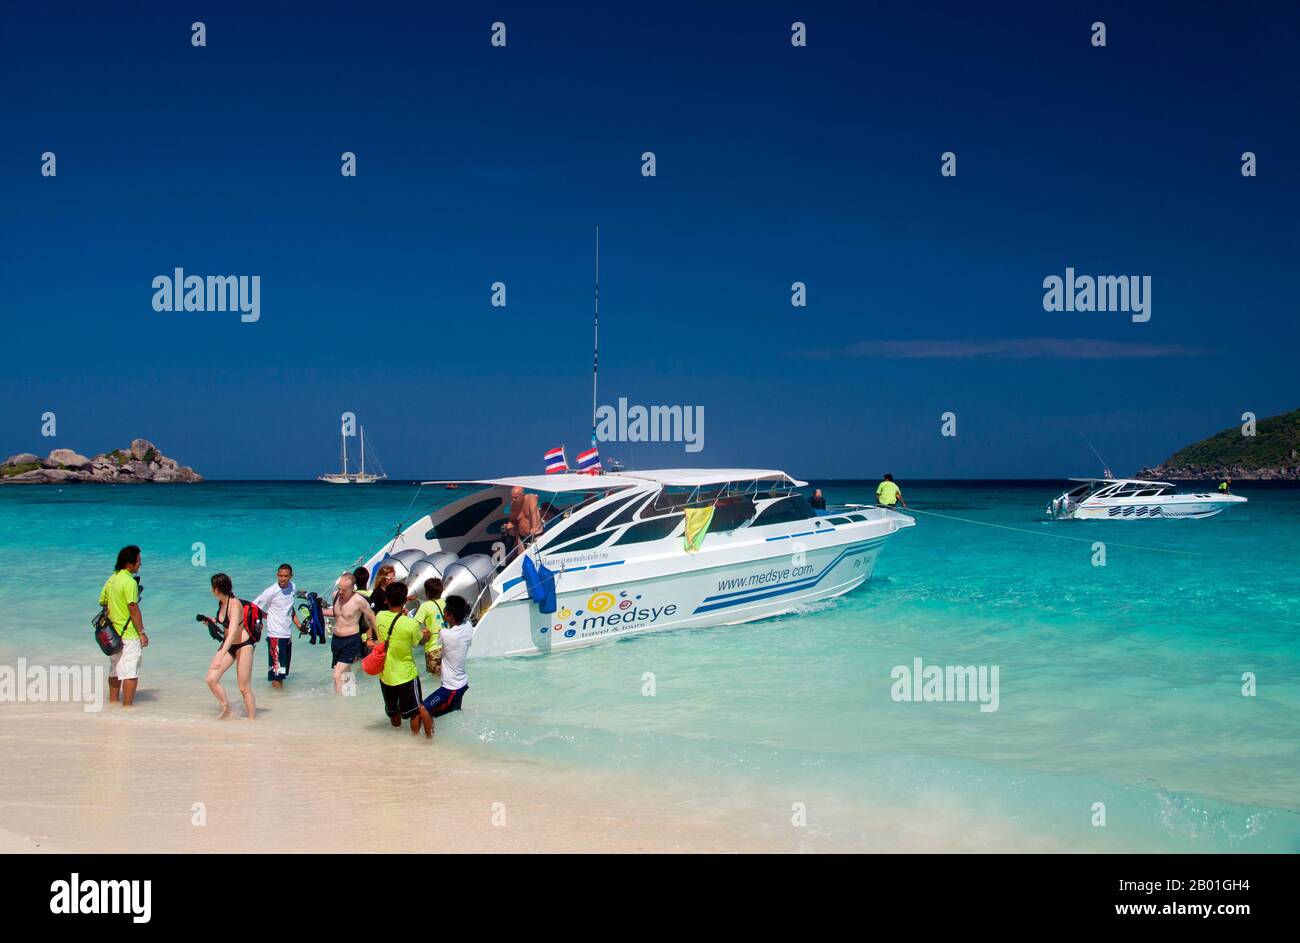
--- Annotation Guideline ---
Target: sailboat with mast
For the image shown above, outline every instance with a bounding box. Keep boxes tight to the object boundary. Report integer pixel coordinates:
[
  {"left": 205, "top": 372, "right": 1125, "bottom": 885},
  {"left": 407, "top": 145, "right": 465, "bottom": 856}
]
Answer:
[{"left": 319, "top": 425, "right": 387, "bottom": 484}]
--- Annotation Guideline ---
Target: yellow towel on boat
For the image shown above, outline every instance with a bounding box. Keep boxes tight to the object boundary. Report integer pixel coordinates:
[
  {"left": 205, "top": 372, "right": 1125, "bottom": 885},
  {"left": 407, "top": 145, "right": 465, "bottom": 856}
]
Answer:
[{"left": 683, "top": 506, "right": 714, "bottom": 553}]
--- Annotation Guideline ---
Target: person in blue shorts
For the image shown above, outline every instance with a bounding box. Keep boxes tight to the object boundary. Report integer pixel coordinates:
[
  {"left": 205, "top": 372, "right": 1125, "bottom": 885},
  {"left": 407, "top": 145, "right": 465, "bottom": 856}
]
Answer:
[{"left": 423, "top": 595, "right": 473, "bottom": 717}]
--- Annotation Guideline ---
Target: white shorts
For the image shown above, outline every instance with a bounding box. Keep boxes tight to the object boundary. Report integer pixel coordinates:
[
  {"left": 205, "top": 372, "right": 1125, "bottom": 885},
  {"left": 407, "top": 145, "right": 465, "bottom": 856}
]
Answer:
[{"left": 110, "top": 638, "right": 142, "bottom": 680}]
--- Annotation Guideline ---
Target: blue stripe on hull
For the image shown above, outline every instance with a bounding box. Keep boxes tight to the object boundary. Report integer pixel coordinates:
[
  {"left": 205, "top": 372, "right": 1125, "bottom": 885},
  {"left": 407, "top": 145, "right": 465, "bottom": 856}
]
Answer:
[
  {"left": 502, "top": 558, "right": 627, "bottom": 592},
  {"left": 692, "top": 539, "right": 884, "bottom": 614}
]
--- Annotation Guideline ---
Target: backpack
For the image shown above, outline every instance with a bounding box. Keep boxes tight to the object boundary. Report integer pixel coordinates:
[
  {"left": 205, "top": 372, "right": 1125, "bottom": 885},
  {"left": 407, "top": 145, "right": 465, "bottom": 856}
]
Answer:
[
  {"left": 215, "top": 599, "right": 264, "bottom": 643},
  {"left": 93, "top": 607, "right": 129, "bottom": 656},
  {"left": 239, "top": 599, "right": 265, "bottom": 643}
]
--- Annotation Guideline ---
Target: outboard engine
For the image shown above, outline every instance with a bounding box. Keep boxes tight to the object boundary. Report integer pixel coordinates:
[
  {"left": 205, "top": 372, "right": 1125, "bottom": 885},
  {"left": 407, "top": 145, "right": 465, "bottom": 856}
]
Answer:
[
  {"left": 391, "top": 548, "right": 428, "bottom": 571},
  {"left": 374, "top": 555, "right": 412, "bottom": 583},
  {"left": 441, "top": 554, "right": 496, "bottom": 608},
  {"left": 406, "top": 551, "right": 460, "bottom": 599}
]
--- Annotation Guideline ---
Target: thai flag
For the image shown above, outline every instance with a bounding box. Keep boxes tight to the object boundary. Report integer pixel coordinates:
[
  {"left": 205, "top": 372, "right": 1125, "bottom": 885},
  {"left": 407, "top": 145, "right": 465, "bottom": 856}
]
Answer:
[
  {"left": 544, "top": 447, "right": 568, "bottom": 474},
  {"left": 575, "top": 446, "right": 601, "bottom": 474}
]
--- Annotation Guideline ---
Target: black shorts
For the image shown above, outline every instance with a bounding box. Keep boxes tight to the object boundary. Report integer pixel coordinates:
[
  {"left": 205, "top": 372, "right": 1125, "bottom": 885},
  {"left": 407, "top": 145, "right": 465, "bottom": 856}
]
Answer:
[
  {"left": 266, "top": 636, "right": 292, "bottom": 682},
  {"left": 331, "top": 633, "right": 364, "bottom": 667},
  {"left": 423, "top": 684, "right": 468, "bottom": 717},
  {"left": 380, "top": 677, "right": 424, "bottom": 719}
]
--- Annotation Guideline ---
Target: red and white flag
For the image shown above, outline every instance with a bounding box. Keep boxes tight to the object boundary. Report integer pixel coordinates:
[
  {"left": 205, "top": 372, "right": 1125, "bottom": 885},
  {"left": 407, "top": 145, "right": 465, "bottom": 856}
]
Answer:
[
  {"left": 575, "top": 446, "right": 601, "bottom": 474},
  {"left": 544, "top": 446, "right": 568, "bottom": 474}
]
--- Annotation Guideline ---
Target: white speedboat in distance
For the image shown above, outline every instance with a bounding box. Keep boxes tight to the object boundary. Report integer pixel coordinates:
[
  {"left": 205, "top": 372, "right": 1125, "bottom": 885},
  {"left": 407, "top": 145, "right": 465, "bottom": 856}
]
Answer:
[
  {"left": 356, "top": 469, "right": 914, "bottom": 657},
  {"left": 1047, "top": 478, "right": 1246, "bottom": 520}
]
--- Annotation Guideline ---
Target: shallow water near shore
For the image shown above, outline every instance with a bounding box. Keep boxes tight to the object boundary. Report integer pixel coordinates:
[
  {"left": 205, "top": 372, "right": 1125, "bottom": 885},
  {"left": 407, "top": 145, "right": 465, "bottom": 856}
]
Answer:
[{"left": 1, "top": 480, "right": 1297, "bottom": 852}]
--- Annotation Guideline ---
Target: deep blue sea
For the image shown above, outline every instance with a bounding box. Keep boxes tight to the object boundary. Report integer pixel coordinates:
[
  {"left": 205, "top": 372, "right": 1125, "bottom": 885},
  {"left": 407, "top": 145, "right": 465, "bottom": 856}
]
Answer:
[{"left": 1, "top": 480, "right": 1296, "bottom": 851}]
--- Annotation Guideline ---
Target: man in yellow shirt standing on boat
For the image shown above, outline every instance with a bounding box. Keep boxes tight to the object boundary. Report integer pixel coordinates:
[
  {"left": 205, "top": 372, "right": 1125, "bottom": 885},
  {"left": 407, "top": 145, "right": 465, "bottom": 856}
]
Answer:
[{"left": 876, "top": 474, "right": 907, "bottom": 509}]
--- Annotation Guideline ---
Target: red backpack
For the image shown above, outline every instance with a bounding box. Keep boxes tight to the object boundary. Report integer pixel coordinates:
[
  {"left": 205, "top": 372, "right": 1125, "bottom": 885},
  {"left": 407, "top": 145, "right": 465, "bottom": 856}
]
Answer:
[{"left": 239, "top": 599, "right": 266, "bottom": 643}]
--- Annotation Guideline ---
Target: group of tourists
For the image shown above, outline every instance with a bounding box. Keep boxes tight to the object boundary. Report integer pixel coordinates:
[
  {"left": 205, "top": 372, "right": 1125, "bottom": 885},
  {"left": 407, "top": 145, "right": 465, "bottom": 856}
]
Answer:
[{"left": 96, "top": 547, "right": 472, "bottom": 737}]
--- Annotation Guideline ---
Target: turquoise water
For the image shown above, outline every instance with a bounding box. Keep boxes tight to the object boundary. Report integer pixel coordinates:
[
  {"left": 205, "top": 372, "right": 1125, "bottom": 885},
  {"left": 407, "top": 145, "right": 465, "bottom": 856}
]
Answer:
[{"left": 2, "top": 480, "right": 1297, "bottom": 851}]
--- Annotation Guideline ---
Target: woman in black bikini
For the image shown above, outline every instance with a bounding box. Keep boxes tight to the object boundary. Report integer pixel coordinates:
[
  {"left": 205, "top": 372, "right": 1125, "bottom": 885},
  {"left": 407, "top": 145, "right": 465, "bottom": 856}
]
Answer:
[{"left": 205, "top": 572, "right": 257, "bottom": 720}]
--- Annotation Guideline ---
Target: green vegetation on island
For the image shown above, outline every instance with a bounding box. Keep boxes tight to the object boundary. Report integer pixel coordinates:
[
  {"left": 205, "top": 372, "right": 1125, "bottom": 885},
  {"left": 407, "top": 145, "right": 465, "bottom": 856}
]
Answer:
[{"left": 1139, "top": 409, "right": 1300, "bottom": 480}]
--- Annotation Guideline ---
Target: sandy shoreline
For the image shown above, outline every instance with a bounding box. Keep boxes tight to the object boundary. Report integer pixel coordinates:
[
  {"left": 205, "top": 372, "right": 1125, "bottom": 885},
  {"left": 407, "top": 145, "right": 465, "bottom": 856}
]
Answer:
[
  {"left": 0, "top": 827, "right": 66, "bottom": 853},
  {"left": 0, "top": 627, "right": 781, "bottom": 852},
  {"left": 0, "top": 641, "right": 1096, "bottom": 854},
  {"left": 1, "top": 692, "right": 1087, "bottom": 853},
  {"left": 0, "top": 698, "right": 774, "bottom": 853}
]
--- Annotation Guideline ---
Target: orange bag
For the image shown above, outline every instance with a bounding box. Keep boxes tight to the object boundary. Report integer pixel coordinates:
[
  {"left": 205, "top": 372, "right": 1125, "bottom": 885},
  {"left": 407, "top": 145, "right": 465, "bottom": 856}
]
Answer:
[{"left": 362, "top": 638, "right": 386, "bottom": 676}]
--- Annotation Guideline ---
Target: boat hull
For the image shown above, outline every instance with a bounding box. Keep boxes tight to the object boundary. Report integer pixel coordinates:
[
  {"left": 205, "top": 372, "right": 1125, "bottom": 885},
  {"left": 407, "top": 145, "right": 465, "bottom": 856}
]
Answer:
[
  {"left": 1068, "top": 495, "right": 1246, "bottom": 520},
  {"left": 469, "top": 535, "right": 890, "bottom": 657}
]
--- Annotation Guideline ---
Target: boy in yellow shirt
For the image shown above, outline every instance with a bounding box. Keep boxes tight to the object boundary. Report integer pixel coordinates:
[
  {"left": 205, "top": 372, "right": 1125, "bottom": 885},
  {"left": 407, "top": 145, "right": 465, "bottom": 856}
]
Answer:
[{"left": 411, "top": 578, "right": 447, "bottom": 676}]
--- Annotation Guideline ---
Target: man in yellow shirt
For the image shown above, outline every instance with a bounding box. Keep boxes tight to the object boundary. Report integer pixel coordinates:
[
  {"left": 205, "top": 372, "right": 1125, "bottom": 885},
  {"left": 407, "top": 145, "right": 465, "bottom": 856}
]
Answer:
[
  {"left": 876, "top": 474, "right": 906, "bottom": 508},
  {"left": 375, "top": 583, "right": 433, "bottom": 737},
  {"left": 99, "top": 545, "right": 148, "bottom": 706}
]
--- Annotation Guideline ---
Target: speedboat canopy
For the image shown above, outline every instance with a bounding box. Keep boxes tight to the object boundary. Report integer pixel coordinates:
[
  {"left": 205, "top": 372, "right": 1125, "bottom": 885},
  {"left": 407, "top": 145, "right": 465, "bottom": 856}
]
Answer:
[
  {"left": 422, "top": 469, "right": 808, "bottom": 491},
  {"left": 420, "top": 473, "right": 638, "bottom": 492},
  {"left": 1067, "top": 477, "right": 1175, "bottom": 488},
  {"left": 620, "top": 468, "right": 808, "bottom": 487}
]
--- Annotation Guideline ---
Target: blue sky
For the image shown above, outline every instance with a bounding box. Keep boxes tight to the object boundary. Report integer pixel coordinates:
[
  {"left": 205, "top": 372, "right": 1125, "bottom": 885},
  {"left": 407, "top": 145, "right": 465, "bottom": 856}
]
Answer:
[{"left": 2, "top": 1, "right": 1297, "bottom": 479}]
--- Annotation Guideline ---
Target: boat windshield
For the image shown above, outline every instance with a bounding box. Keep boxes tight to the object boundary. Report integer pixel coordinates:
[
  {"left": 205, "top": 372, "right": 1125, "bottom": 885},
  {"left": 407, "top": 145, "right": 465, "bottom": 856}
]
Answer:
[
  {"left": 542, "top": 480, "right": 787, "bottom": 551},
  {"left": 647, "top": 479, "right": 795, "bottom": 511},
  {"left": 1086, "top": 481, "right": 1176, "bottom": 499},
  {"left": 539, "top": 490, "right": 623, "bottom": 531}
]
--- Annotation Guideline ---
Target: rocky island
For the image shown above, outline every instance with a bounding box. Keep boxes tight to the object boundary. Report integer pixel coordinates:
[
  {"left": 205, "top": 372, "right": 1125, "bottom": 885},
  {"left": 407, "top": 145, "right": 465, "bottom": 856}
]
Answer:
[
  {"left": 1138, "top": 408, "right": 1300, "bottom": 481},
  {"left": 0, "top": 439, "right": 202, "bottom": 484}
]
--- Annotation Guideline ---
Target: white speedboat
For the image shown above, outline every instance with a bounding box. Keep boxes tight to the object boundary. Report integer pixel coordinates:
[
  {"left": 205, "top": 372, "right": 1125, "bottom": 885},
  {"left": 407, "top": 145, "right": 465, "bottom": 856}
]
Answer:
[
  {"left": 356, "top": 469, "right": 914, "bottom": 657},
  {"left": 1046, "top": 478, "right": 1246, "bottom": 520}
]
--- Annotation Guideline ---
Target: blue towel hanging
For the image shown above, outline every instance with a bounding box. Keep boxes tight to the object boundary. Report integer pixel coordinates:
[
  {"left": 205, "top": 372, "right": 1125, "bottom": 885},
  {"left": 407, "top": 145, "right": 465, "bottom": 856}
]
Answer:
[{"left": 522, "top": 555, "right": 557, "bottom": 614}]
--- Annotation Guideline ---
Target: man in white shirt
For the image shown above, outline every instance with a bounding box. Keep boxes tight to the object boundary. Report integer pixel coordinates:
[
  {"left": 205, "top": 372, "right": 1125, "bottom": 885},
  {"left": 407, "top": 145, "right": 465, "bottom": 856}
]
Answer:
[
  {"left": 254, "top": 563, "right": 302, "bottom": 688},
  {"left": 422, "top": 594, "right": 473, "bottom": 717}
]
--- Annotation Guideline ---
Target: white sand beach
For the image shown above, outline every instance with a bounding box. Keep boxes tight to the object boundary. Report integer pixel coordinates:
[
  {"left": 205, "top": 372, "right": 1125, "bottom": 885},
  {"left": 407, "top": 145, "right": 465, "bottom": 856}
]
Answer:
[
  {"left": 0, "top": 627, "right": 781, "bottom": 853},
  {"left": 0, "top": 696, "right": 774, "bottom": 854},
  {"left": 0, "top": 639, "right": 1098, "bottom": 854},
  {"left": 0, "top": 683, "right": 1077, "bottom": 854},
  {"left": 0, "top": 826, "right": 66, "bottom": 853}
]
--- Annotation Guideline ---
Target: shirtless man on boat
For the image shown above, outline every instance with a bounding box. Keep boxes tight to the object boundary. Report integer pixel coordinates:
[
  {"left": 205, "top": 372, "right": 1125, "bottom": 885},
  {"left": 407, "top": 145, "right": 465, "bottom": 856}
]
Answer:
[{"left": 503, "top": 486, "right": 542, "bottom": 554}]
